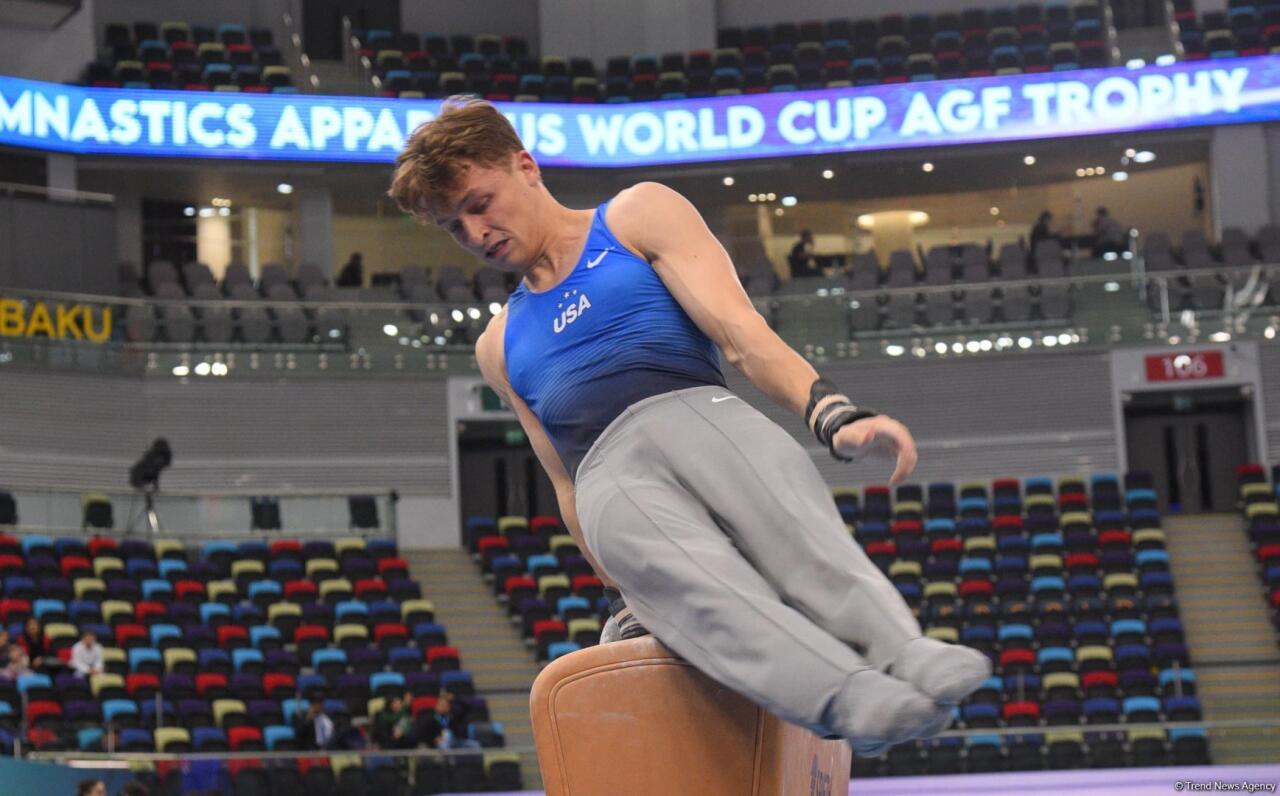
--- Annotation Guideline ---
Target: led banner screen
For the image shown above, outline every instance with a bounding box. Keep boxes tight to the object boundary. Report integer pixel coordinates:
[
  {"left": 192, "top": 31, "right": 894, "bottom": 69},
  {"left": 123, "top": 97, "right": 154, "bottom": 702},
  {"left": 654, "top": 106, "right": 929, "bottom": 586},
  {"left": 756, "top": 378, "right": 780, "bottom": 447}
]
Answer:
[{"left": 2, "top": 56, "right": 1278, "bottom": 167}]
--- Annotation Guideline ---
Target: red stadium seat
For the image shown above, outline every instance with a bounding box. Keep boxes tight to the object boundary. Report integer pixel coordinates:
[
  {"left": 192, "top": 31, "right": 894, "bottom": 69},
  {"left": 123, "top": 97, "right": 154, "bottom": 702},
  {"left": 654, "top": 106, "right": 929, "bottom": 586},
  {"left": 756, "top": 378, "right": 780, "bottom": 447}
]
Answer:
[
  {"left": 0, "top": 554, "right": 25, "bottom": 574},
  {"left": 218, "top": 625, "right": 249, "bottom": 649},
  {"left": 228, "top": 726, "right": 264, "bottom": 751},
  {"left": 88, "top": 537, "right": 119, "bottom": 558},
  {"left": 284, "top": 580, "right": 318, "bottom": 602},
  {"left": 197, "top": 673, "right": 229, "bottom": 697},
  {"left": 175, "top": 580, "right": 206, "bottom": 602},
  {"left": 263, "top": 673, "right": 295, "bottom": 699},
  {"left": 0, "top": 598, "right": 31, "bottom": 623},
  {"left": 115, "top": 623, "right": 148, "bottom": 648},
  {"left": 1098, "top": 530, "right": 1132, "bottom": 549},
  {"left": 271, "top": 540, "right": 303, "bottom": 559},
  {"left": 890, "top": 520, "right": 923, "bottom": 537},
  {"left": 377, "top": 557, "right": 408, "bottom": 578},
  {"left": 354, "top": 578, "right": 387, "bottom": 601},
  {"left": 930, "top": 538, "right": 963, "bottom": 556},
  {"left": 135, "top": 601, "right": 166, "bottom": 624},
  {"left": 999, "top": 649, "right": 1035, "bottom": 669},
  {"left": 61, "top": 556, "right": 92, "bottom": 578},
  {"left": 411, "top": 695, "right": 438, "bottom": 715},
  {"left": 127, "top": 673, "right": 161, "bottom": 698},
  {"left": 993, "top": 516, "right": 1024, "bottom": 534}
]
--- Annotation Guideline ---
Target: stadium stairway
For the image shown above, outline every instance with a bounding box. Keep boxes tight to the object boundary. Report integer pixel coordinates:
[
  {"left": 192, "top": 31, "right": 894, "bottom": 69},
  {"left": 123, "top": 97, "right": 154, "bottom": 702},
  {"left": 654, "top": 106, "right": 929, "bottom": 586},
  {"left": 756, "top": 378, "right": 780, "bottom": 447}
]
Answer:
[
  {"left": 310, "top": 58, "right": 371, "bottom": 96},
  {"left": 1163, "top": 513, "right": 1280, "bottom": 762},
  {"left": 405, "top": 548, "right": 543, "bottom": 785}
]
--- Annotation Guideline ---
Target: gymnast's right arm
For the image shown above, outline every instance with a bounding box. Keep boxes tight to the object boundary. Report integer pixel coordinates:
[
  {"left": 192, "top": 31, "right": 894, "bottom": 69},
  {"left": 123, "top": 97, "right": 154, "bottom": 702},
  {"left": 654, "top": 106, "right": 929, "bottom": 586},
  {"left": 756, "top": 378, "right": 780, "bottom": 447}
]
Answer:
[{"left": 475, "top": 315, "right": 620, "bottom": 590}]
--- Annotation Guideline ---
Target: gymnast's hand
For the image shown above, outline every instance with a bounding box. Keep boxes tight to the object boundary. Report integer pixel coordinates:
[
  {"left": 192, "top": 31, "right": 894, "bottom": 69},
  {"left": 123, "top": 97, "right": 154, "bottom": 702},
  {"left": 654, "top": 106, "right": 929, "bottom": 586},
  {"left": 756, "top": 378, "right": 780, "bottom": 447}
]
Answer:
[{"left": 832, "top": 416, "right": 918, "bottom": 487}]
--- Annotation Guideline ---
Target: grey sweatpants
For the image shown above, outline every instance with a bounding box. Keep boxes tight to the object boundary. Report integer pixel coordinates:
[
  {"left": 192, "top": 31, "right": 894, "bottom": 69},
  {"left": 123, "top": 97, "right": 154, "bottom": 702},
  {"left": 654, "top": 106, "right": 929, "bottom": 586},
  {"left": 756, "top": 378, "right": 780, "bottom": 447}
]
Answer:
[{"left": 574, "top": 385, "right": 924, "bottom": 737}]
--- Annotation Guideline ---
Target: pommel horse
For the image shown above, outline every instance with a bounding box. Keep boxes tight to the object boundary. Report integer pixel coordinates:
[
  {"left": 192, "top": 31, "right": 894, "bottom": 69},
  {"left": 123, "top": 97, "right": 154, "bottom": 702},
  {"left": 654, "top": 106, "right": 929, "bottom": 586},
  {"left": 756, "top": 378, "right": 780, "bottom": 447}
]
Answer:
[{"left": 531, "top": 636, "right": 852, "bottom": 795}]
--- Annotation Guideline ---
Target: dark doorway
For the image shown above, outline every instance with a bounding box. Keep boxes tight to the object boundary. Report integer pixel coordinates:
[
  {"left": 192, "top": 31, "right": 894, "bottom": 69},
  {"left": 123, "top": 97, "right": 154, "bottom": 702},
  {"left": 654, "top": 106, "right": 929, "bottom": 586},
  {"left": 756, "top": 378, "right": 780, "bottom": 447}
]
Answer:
[
  {"left": 1123, "top": 386, "right": 1253, "bottom": 513},
  {"left": 457, "top": 419, "right": 558, "bottom": 542},
  {"left": 303, "top": 0, "right": 401, "bottom": 60}
]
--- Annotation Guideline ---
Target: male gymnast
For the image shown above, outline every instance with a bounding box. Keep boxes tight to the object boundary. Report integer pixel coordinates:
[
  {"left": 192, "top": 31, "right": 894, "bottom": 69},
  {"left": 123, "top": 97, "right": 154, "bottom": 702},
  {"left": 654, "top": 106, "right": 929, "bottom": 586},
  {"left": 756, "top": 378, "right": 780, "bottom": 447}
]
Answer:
[{"left": 389, "top": 97, "right": 991, "bottom": 755}]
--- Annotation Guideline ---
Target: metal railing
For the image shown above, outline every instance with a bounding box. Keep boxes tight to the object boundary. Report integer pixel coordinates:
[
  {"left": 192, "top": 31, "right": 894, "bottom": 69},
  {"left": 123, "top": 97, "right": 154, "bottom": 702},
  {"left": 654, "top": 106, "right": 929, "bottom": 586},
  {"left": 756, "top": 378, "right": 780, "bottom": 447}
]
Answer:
[{"left": 281, "top": 10, "right": 320, "bottom": 92}]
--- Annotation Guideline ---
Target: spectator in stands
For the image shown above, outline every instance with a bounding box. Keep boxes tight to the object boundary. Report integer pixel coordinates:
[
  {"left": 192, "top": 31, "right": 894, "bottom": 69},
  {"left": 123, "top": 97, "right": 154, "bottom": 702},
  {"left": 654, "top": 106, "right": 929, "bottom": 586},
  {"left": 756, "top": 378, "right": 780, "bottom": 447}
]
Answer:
[
  {"left": 1091, "top": 207, "right": 1128, "bottom": 258},
  {"left": 417, "top": 691, "right": 480, "bottom": 750},
  {"left": 2, "top": 644, "right": 30, "bottom": 679},
  {"left": 1028, "top": 211, "right": 1057, "bottom": 262},
  {"left": 19, "top": 617, "right": 49, "bottom": 673},
  {"left": 0, "top": 628, "right": 11, "bottom": 664},
  {"left": 372, "top": 694, "right": 415, "bottom": 749},
  {"left": 70, "top": 629, "right": 105, "bottom": 677},
  {"left": 336, "top": 252, "right": 364, "bottom": 287},
  {"left": 294, "top": 701, "right": 335, "bottom": 750},
  {"left": 76, "top": 780, "right": 106, "bottom": 796},
  {"left": 787, "top": 230, "right": 820, "bottom": 278},
  {"left": 121, "top": 782, "right": 150, "bottom": 796}
]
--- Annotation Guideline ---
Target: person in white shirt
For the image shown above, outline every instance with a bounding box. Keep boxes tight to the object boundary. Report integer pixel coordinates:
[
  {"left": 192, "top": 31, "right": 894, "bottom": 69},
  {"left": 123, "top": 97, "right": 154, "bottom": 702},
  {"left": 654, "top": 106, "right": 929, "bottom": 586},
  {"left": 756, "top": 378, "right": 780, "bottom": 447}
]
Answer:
[{"left": 70, "top": 629, "right": 104, "bottom": 678}]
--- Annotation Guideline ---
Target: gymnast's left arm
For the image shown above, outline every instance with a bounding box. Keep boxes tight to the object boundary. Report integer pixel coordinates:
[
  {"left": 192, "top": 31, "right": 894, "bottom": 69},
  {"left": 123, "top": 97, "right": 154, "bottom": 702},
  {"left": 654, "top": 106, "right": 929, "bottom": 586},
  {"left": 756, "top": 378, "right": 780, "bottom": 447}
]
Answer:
[{"left": 607, "top": 181, "right": 917, "bottom": 484}]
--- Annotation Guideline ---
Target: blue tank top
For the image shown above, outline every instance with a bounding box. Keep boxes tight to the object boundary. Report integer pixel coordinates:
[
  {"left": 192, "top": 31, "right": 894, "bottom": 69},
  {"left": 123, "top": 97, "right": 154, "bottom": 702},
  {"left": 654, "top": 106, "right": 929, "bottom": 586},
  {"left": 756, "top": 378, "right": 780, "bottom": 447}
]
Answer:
[{"left": 504, "top": 200, "right": 725, "bottom": 481}]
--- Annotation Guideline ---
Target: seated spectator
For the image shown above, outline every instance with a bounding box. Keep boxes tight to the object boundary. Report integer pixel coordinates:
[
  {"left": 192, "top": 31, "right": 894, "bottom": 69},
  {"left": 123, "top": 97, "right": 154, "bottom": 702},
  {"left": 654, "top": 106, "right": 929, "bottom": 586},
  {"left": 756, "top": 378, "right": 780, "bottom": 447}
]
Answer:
[
  {"left": 2, "top": 645, "right": 30, "bottom": 679},
  {"left": 293, "top": 701, "right": 335, "bottom": 750},
  {"left": 70, "top": 629, "right": 105, "bottom": 677},
  {"left": 0, "top": 628, "right": 11, "bottom": 665},
  {"left": 336, "top": 252, "right": 363, "bottom": 287},
  {"left": 373, "top": 693, "right": 415, "bottom": 749},
  {"left": 18, "top": 617, "right": 49, "bottom": 674},
  {"left": 787, "top": 229, "right": 820, "bottom": 278},
  {"left": 1092, "top": 207, "right": 1128, "bottom": 258},
  {"left": 416, "top": 691, "right": 480, "bottom": 750}
]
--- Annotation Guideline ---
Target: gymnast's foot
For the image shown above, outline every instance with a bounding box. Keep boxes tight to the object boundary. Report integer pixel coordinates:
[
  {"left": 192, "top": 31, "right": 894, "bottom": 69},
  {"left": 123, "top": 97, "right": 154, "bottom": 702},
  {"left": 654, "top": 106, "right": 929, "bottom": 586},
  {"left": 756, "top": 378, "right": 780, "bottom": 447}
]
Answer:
[
  {"left": 830, "top": 669, "right": 941, "bottom": 757},
  {"left": 885, "top": 637, "right": 993, "bottom": 705},
  {"left": 601, "top": 588, "right": 651, "bottom": 642}
]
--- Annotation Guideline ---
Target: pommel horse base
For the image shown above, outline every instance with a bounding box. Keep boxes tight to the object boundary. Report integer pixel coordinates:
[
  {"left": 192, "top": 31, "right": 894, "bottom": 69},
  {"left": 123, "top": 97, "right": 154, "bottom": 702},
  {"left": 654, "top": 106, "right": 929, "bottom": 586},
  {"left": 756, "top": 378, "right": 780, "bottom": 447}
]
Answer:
[{"left": 530, "top": 636, "right": 852, "bottom": 795}]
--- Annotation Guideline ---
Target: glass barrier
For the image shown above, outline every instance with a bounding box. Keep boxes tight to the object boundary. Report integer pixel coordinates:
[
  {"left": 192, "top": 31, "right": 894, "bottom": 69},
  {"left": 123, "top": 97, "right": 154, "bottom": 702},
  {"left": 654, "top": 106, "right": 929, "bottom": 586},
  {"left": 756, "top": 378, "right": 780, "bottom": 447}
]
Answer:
[
  {"left": 1, "top": 260, "right": 1277, "bottom": 377},
  {"left": 3, "top": 487, "right": 398, "bottom": 540}
]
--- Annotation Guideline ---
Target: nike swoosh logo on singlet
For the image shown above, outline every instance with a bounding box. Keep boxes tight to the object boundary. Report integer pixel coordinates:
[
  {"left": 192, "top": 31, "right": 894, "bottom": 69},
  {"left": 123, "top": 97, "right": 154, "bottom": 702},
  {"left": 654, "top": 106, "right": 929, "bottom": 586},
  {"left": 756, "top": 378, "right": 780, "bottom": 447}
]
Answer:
[
  {"left": 586, "top": 248, "right": 613, "bottom": 268},
  {"left": 711, "top": 395, "right": 737, "bottom": 403}
]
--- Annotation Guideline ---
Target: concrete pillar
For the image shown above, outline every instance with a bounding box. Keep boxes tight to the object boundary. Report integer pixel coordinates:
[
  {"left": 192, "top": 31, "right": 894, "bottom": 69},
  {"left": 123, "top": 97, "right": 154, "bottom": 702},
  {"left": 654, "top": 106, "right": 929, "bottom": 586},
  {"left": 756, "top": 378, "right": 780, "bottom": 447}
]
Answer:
[
  {"left": 296, "top": 184, "right": 335, "bottom": 276},
  {"left": 46, "top": 153, "right": 77, "bottom": 200},
  {"left": 114, "top": 188, "right": 143, "bottom": 266},
  {"left": 1209, "top": 124, "right": 1271, "bottom": 239},
  {"left": 1267, "top": 125, "right": 1280, "bottom": 229}
]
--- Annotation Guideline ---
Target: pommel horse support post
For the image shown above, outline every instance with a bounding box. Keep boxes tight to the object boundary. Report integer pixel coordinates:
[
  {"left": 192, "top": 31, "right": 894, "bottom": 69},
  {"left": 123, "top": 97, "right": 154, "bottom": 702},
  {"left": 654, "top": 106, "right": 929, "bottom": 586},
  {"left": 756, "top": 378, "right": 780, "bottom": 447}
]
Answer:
[{"left": 530, "top": 636, "right": 852, "bottom": 795}]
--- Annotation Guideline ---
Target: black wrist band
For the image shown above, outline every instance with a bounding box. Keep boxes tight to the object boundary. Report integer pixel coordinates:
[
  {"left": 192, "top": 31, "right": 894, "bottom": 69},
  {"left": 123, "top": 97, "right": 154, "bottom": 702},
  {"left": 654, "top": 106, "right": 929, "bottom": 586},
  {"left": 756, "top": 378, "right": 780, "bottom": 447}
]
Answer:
[
  {"left": 804, "top": 376, "right": 844, "bottom": 430},
  {"left": 805, "top": 377, "right": 879, "bottom": 460}
]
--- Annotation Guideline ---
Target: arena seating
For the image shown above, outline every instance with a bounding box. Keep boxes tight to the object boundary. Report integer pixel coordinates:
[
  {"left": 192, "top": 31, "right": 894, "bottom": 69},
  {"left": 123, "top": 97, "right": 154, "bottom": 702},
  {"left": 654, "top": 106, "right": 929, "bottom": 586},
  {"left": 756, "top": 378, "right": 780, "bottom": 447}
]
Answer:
[
  {"left": 352, "top": 3, "right": 1118, "bottom": 102},
  {"left": 841, "top": 472, "right": 1208, "bottom": 775},
  {"left": 0, "top": 528, "right": 522, "bottom": 792},
  {"left": 84, "top": 21, "right": 293, "bottom": 92},
  {"left": 1172, "top": 0, "right": 1280, "bottom": 59},
  {"left": 1142, "top": 226, "right": 1280, "bottom": 312},
  {"left": 467, "top": 470, "right": 1210, "bottom": 775},
  {"left": 1234, "top": 464, "right": 1280, "bottom": 642}
]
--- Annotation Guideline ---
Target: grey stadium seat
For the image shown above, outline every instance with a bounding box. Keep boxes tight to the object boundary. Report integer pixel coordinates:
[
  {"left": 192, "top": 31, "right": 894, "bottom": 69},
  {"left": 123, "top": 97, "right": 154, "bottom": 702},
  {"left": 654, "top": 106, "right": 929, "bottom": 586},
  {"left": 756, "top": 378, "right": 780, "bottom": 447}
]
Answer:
[
  {"left": 268, "top": 283, "right": 310, "bottom": 343},
  {"left": 222, "top": 262, "right": 253, "bottom": 293},
  {"left": 1257, "top": 224, "right": 1280, "bottom": 264},
  {"left": 182, "top": 262, "right": 217, "bottom": 294},
  {"left": 259, "top": 263, "right": 293, "bottom": 296},
  {"left": 848, "top": 252, "right": 881, "bottom": 292},
  {"left": 1033, "top": 240, "right": 1065, "bottom": 278},
  {"left": 296, "top": 262, "right": 327, "bottom": 290},
  {"left": 154, "top": 283, "right": 196, "bottom": 343},
  {"left": 437, "top": 266, "right": 474, "bottom": 302},
  {"left": 475, "top": 268, "right": 509, "bottom": 303},
  {"left": 304, "top": 284, "right": 347, "bottom": 339},
  {"left": 886, "top": 250, "right": 919, "bottom": 288},
  {"left": 961, "top": 245, "right": 991, "bottom": 283},
  {"left": 147, "top": 260, "right": 179, "bottom": 291},
  {"left": 996, "top": 244, "right": 1027, "bottom": 280},
  {"left": 230, "top": 283, "right": 272, "bottom": 343},
  {"left": 193, "top": 283, "right": 234, "bottom": 343},
  {"left": 923, "top": 247, "right": 954, "bottom": 286}
]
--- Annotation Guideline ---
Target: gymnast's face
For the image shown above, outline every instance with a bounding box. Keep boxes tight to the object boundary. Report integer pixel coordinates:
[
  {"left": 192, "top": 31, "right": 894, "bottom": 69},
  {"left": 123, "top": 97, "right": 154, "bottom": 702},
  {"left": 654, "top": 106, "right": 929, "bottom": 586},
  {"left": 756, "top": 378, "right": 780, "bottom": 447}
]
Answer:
[{"left": 434, "top": 151, "right": 544, "bottom": 272}]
